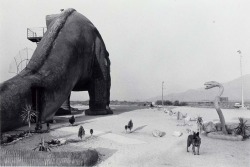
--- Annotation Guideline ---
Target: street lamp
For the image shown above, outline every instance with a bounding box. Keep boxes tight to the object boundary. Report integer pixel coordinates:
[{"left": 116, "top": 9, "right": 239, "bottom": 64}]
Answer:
[
  {"left": 237, "top": 50, "right": 247, "bottom": 110},
  {"left": 162, "top": 81, "right": 164, "bottom": 106}
]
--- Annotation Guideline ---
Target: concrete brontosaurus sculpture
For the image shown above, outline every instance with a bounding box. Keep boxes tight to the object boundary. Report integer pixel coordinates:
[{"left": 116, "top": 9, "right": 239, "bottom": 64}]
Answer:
[
  {"left": 204, "top": 81, "right": 228, "bottom": 134},
  {"left": 0, "top": 8, "right": 112, "bottom": 132}
]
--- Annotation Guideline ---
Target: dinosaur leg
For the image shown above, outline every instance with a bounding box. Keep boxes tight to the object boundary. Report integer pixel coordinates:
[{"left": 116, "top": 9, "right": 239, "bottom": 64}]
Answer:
[
  {"left": 192, "top": 145, "right": 196, "bottom": 155},
  {"left": 85, "top": 50, "right": 112, "bottom": 115},
  {"left": 86, "top": 78, "right": 111, "bottom": 115}
]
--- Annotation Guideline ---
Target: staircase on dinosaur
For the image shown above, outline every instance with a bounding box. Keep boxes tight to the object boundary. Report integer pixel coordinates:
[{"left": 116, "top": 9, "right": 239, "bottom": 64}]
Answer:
[{"left": 27, "top": 26, "right": 71, "bottom": 117}]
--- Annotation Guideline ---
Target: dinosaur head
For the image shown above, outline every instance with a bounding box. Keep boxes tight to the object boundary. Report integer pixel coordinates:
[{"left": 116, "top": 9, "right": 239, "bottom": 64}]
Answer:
[{"left": 204, "top": 81, "right": 221, "bottom": 89}]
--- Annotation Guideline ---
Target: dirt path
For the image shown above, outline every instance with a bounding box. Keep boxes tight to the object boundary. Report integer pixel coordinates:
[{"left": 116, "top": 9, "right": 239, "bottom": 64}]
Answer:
[{"left": 2, "top": 106, "right": 250, "bottom": 167}]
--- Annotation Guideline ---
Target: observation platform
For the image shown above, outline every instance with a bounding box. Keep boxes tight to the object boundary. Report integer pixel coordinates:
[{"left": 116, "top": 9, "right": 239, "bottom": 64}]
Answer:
[{"left": 27, "top": 27, "right": 47, "bottom": 43}]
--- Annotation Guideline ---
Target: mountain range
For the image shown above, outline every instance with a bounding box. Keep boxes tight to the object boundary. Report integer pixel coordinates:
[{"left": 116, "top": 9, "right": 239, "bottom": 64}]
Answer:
[{"left": 148, "top": 74, "right": 250, "bottom": 102}]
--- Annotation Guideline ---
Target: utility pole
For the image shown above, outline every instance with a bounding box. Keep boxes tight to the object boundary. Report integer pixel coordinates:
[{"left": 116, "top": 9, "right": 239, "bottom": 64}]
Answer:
[
  {"left": 162, "top": 81, "right": 164, "bottom": 106},
  {"left": 237, "top": 50, "right": 246, "bottom": 110}
]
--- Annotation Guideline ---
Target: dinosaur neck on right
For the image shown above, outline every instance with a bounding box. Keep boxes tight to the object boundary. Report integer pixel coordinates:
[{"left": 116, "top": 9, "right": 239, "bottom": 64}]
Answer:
[{"left": 214, "top": 85, "right": 223, "bottom": 110}]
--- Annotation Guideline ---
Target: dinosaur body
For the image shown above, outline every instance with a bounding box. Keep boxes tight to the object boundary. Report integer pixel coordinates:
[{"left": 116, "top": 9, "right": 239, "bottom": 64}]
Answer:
[{"left": 0, "top": 8, "right": 112, "bottom": 132}]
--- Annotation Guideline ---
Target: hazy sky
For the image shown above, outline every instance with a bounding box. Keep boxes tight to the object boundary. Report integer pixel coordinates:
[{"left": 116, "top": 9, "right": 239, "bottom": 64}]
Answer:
[{"left": 1, "top": 0, "right": 250, "bottom": 101}]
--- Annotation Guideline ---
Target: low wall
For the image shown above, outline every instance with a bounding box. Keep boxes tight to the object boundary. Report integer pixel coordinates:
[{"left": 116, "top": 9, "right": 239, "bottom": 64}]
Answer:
[{"left": 0, "top": 148, "right": 99, "bottom": 166}]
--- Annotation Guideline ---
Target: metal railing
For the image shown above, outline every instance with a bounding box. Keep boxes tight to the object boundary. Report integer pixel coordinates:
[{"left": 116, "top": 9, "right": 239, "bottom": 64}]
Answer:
[{"left": 27, "top": 27, "right": 47, "bottom": 39}]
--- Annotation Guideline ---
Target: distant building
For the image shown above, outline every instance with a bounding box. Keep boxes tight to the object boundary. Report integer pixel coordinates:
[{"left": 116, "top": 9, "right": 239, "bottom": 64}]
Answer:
[
  {"left": 220, "top": 97, "right": 229, "bottom": 102},
  {"left": 196, "top": 100, "right": 212, "bottom": 104},
  {"left": 197, "top": 101, "right": 213, "bottom": 105}
]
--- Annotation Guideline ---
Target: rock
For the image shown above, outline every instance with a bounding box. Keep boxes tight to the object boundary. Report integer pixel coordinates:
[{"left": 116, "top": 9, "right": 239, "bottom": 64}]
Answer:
[
  {"left": 1, "top": 137, "right": 8, "bottom": 144},
  {"left": 207, "top": 131, "right": 243, "bottom": 141},
  {"left": 18, "top": 132, "right": 26, "bottom": 138},
  {"left": 152, "top": 130, "right": 165, "bottom": 137},
  {"left": 48, "top": 139, "right": 60, "bottom": 145},
  {"left": 245, "top": 129, "right": 250, "bottom": 137},
  {"left": 185, "top": 116, "right": 191, "bottom": 122},
  {"left": 215, "top": 122, "right": 239, "bottom": 134},
  {"left": 1, "top": 134, "right": 10, "bottom": 144},
  {"left": 202, "top": 121, "right": 216, "bottom": 133},
  {"left": 172, "top": 131, "right": 183, "bottom": 137},
  {"left": 2, "top": 133, "right": 11, "bottom": 138},
  {"left": 225, "top": 123, "right": 238, "bottom": 134},
  {"left": 215, "top": 122, "right": 222, "bottom": 131},
  {"left": 58, "top": 138, "right": 67, "bottom": 145}
]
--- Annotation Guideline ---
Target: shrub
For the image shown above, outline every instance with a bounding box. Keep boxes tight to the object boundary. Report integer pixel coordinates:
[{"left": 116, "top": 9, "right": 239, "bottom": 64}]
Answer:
[
  {"left": 90, "top": 129, "right": 93, "bottom": 136},
  {"left": 164, "top": 100, "right": 173, "bottom": 105},
  {"left": 20, "top": 105, "right": 37, "bottom": 135},
  {"left": 155, "top": 100, "right": 173, "bottom": 106},
  {"left": 179, "top": 102, "right": 188, "bottom": 106},
  {"left": 78, "top": 126, "right": 85, "bottom": 140},
  {"left": 234, "top": 117, "right": 250, "bottom": 139},
  {"left": 128, "top": 120, "right": 133, "bottom": 132},
  {"left": 155, "top": 100, "right": 162, "bottom": 105},
  {"left": 33, "top": 137, "right": 52, "bottom": 152},
  {"left": 173, "top": 100, "right": 180, "bottom": 106},
  {"left": 69, "top": 115, "right": 75, "bottom": 125}
]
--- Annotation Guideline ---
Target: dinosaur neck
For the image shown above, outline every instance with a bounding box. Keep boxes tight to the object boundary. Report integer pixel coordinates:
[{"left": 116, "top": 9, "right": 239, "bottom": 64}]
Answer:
[
  {"left": 217, "top": 86, "right": 224, "bottom": 97},
  {"left": 211, "top": 84, "right": 228, "bottom": 134},
  {"left": 214, "top": 85, "right": 223, "bottom": 109},
  {"left": 26, "top": 8, "right": 76, "bottom": 71}
]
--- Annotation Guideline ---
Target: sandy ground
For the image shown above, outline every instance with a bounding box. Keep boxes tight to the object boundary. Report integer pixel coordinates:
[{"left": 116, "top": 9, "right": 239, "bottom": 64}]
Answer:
[{"left": 2, "top": 105, "right": 250, "bottom": 167}]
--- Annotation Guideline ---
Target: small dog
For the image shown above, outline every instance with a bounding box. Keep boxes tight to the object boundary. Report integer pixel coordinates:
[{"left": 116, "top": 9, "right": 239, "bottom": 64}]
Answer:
[
  {"left": 187, "top": 132, "right": 201, "bottom": 155},
  {"left": 197, "top": 117, "right": 203, "bottom": 133}
]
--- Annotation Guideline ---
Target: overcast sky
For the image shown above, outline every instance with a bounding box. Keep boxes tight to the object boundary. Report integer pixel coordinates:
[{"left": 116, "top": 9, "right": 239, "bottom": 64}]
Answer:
[{"left": 1, "top": 0, "right": 250, "bottom": 101}]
